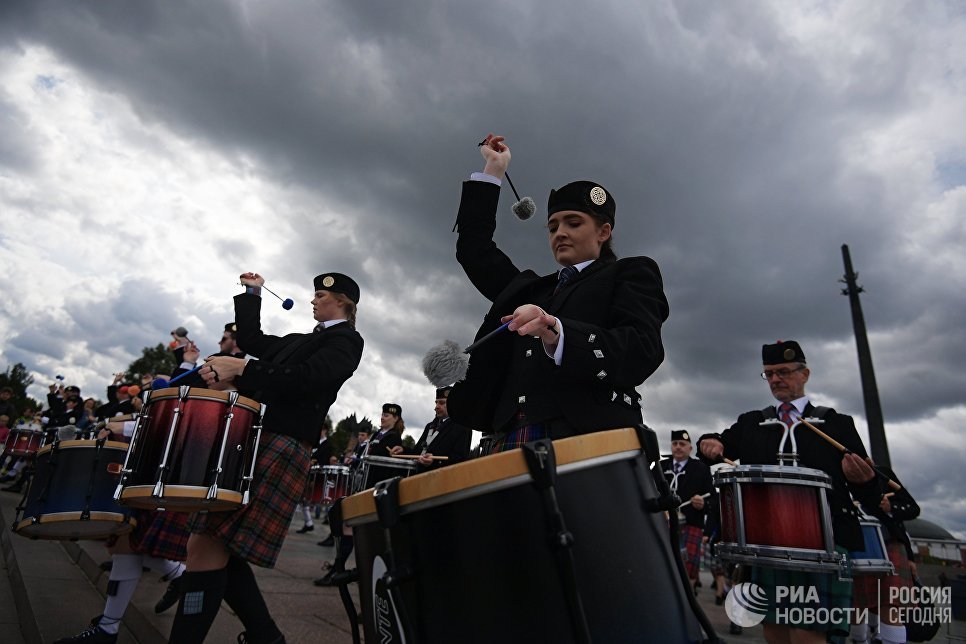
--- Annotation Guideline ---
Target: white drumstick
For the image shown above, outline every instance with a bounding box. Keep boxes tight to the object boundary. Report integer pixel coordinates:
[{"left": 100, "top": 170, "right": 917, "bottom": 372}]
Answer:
[
  {"left": 391, "top": 453, "right": 449, "bottom": 461},
  {"left": 678, "top": 492, "right": 711, "bottom": 509}
]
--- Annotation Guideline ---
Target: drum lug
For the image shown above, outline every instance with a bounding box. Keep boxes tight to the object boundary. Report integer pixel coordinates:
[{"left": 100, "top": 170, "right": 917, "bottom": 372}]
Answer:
[
  {"left": 206, "top": 483, "right": 220, "bottom": 501},
  {"left": 152, "top": 480, "right": 165, "bottom": 499}
]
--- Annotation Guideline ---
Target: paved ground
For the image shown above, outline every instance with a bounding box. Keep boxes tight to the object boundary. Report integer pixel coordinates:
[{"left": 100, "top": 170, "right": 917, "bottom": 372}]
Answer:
[{"left": 2, "top": 488, "right": 962, "bottom": 643}]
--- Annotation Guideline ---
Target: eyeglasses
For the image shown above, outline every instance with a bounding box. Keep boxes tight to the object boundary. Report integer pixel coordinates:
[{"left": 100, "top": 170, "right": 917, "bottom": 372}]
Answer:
[{"left": 761, "top": 366, "right": 805, "bottom": 381}]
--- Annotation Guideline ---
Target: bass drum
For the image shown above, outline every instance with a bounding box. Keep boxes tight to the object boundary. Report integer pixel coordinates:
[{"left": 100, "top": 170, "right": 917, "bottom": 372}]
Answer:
[{"left": 342, "top": 428, "right": 704, "bottom": 644}]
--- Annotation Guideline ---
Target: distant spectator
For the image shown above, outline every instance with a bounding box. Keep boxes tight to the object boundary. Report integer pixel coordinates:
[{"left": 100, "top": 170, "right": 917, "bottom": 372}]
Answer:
[{"left": 0, "top": 387, "right": 16, "bottom": 421}]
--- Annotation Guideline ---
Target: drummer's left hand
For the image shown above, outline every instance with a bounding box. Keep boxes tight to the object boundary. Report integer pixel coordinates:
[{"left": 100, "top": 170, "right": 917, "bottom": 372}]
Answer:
[
  {"left": 389, "top": 446, "right": 404, "bottom": 456},
  {"left": 879, "top": 495, "right": 892, "bottom": 513},
  {"left": 200, "top": 356, "right": 246, "bottom": 386},
  {"left": 502, "top": 304, "right": 560, "bottom": 348},
  {"left": 97, "top": 427, "right": 111, "bottom": 440},
  {"left": 690, "top": 494, "right": 705, "bottom": 510},
  {"left": 417, "top": 453, "right": 433, "bottom": 466},
  {"left": 842, "top": 452, "right": 875, "bottom": 484}
]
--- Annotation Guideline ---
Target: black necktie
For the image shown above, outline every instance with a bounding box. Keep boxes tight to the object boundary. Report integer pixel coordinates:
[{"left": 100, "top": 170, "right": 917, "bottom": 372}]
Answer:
[{"left": 554, "top": 265, "right": 578, "bottom": 295}]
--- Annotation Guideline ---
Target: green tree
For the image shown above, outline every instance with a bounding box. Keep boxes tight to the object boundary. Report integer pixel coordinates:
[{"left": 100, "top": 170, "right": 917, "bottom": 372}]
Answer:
[
  {"left": 126, "top": 344, "right": 178, "bottom": 381},
  {"left": 332, "top": 413, "right": 373, "bottom": 455},
  {"left": 0, "top": 362, "right": 41, "bottom": 419}
]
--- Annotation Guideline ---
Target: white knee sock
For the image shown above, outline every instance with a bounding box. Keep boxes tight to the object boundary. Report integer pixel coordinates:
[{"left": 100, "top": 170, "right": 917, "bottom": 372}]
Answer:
[
  {"left": 849, "top": 622, "right": 869, "bottom": 642},
  {"left": 877, "top": 622, "right": 906, "bottom": 644},
  {"left": 99, "top": 554, "right": 144, "bottom": 635},
  {"left": 302, "top": 505, "right": 313, "bottom": 526},
  {"left": 142, "top": 555, "right": 185, "bottom": 581}
]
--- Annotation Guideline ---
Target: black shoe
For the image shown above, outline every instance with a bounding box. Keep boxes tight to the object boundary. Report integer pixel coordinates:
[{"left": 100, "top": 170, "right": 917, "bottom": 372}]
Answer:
[
  {"left": 317, "top": 535, "right": 334, "bottom": 547},
  {"left": 99, "top": 560, "right": 113, "bottom": 572},
  {"left": 729, "top": 623, "right": 743, "bottom": 635},
  {"left": 53, "top": 617, "right": 118, "bottom": 644},
  {"left": 3, "top": 484, "right": 22, "bottom": 493},
  {"left": 715, "top": 595, "right": 724, "bottom": 605},
  {"left": 296, "top": 524, "right": 314, "bottom": 534},
  {"left": 154, "top": 576, "right": 181, "bottom": 614},
  {"left": 314, "top": 570, "right": 337, "bottom": 586}
]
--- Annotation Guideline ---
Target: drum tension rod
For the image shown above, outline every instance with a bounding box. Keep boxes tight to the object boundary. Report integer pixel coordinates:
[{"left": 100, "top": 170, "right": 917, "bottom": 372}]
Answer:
[{"left": 633, "top": 424, "right": 681, "bottom": 513}]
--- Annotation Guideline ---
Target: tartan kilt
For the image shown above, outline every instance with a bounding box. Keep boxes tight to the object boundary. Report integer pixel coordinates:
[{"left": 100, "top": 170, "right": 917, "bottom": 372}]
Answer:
[
  {"left": 679, "top": 524, "right": 704, "bottom": 579},
  {"left": 128, "top": 510, "right": 190, "bottom": 561},
  {"left": 852, "top": 540, "right": 914, "bottom": 611},
  {"left": 487, "top": 423, "right": 548, "bottom": 454},
  {"left": 188, "top": 432, "right": 310, "bottom": 569},
  {"left": 754, "top": 547, "right": 853, "bottom": 635}
]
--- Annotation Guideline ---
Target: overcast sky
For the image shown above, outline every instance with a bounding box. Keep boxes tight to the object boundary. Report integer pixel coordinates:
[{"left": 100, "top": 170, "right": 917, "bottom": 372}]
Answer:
[{"left": 0, "top": 1, "right": 963, "bottom": 537}]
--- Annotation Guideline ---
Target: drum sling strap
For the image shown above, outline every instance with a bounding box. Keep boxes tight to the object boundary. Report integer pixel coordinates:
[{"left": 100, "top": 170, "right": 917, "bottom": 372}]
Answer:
[
  {"left": 632, "top": 424, "right": 720, "bottom": 644},
  {"left": 522, "top": 439, "right": 592, "bottom": 644}
]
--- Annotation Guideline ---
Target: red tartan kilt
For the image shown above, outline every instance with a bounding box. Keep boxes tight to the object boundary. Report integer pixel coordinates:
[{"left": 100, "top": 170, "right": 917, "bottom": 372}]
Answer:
[
  {"left": 128, "top": 510, "right": 190, "bottom": 561},
  {"left": 679, "top": 524, "right": 704, "bottom": 579},
  {"left": 188, "top": 432, "right": 311, "bottom": 568},
  {"left": 852, "top": 540, "right": 914, "bottom": 610}
]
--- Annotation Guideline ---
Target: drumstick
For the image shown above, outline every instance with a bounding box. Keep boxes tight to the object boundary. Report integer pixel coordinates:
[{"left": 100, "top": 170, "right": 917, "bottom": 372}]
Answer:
[
  {"left": 391, "top": 454, "right": 449, "bottom": 461},
  {"left": 678, "top": 492, "right": 711, "bottom": 509},
  {"left": 798, "top": 418, "right": 901, "bottom": 490}
]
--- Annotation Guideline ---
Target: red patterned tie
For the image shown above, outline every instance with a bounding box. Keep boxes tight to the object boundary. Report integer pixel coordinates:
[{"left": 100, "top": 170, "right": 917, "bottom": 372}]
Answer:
[{"left": 778, "top": 402, "right": 795, "bottom": 426}]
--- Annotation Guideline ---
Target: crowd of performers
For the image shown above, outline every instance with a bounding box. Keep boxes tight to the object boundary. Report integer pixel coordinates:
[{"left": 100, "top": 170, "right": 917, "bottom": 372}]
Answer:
[{"left": 4, "top": 133, "right": 927, "bottom": 644}]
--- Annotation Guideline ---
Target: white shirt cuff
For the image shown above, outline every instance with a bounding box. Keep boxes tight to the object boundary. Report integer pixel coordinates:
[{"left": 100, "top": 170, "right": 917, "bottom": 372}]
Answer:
[
  {"left": 544, "top": 317, "right": 564, "bottom": 365},
  {"left": 470, "top": 172, "right": 502, "bottom": 186}
]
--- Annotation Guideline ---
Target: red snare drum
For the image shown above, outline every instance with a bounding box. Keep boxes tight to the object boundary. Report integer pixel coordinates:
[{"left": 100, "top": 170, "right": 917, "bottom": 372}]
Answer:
[
  {"left": 715, "top": 464, "right": 844, "bottom": 573},
  {"left": 5, "top": 427, "right": 45, "bottom": 457},
  {"left": 15, "top": 439, "right": 135, "bottom": 540},
  {"left": 318, "top": 465, "right": 351, "bottom": 507},
  {"left": 115, "top": 387, "right": 263, "bottom": 512}
]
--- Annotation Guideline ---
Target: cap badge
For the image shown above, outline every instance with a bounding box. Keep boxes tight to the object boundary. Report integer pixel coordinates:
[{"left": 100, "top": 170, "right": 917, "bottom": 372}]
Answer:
[
  {"left": 322, "top": 276, "right": 335, "bottom": 288},
  {"left": 589, "top": 186, "right": 607, "bottom": 206},
  {"left": 783, "top": 348, "right": 795, "bottom": 360}
]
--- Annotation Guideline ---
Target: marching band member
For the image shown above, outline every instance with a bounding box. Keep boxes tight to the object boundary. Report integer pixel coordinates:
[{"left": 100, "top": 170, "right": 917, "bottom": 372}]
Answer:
[
  {"left": 390, "top": 386, "right": 471, "bottom": 469},
  {"left": 171, "top": 271, "right": 363, "bottom": 644},
  {"left": 698, "top": 340, "right": 881, "bottom": 644},
  {"left": 448, "top": 134, "right": 669, "bottom": 451},
  {"left": 659, "top": 429, "right": 714, "bottom": 595}
]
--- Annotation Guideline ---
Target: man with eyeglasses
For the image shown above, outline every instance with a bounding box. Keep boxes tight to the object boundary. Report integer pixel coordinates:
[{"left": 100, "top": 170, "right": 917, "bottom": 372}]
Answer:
[{"left": 697, "top": 340, "right": 882, "bottom": 644}]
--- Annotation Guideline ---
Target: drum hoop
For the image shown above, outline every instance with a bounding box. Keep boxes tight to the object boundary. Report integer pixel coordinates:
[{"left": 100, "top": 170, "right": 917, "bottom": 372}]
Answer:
[
  {"left": 16, "top": 510, "right": 133, "bottom": 527},
  {"left": 343, "top": 427, "right": 643, "bottom": 526},
  {"left": 145, "top": 386, "right": 261, "bottom": 413},
  {"left": 321, "top": 465, "right": 350, "bottom": 474},
  {"left": 714, "top": 464, "right": 832, "bottom": 488},
  {"left": 716, "top": 543, "right": 844, "bottom": 566},
  {"left": 361, "top": 456, "right": 417, "bottom": 468},
  {"left": 118, "top": 484, "right": 244, "bottom": 502},
  {"left": 36, "top": 440, "right": 131, "bottom": 457}
]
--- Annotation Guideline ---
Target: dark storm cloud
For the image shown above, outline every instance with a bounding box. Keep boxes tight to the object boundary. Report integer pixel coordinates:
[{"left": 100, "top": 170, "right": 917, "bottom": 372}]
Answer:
[{"left": 2, "top": 1, "right": 963, "bottom": 529}]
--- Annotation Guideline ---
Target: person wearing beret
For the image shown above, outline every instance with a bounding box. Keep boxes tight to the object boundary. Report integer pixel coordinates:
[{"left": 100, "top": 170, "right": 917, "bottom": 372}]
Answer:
[
  {"left": 850, "top": 465, "right": 921, "bottom": 644},
  {"left": 698, "top": 340, "right": 880, "bottom": 644},
  {"left": 391, "top": 387, "right": 472, "bottom": 470},
  {"left": 166, "top": 271, "right": 363, "bottom": 644},
  {"left": 168, "top": 322, "right": 247, "bottom": 387},
  {"left": 659, "top": 429, "right": 713, "bottom": 595},
  {"left": 365, "top": 403, "right": 405, "bottom": 458},
  {"left": 449, "top": 134, "right": 669, "bottom": 453}
]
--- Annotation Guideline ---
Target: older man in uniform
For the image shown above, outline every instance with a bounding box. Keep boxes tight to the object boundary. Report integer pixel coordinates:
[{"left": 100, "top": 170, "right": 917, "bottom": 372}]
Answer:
[
  {"left": 698, "top": 340, "right": 880, "bottom": 644},
  {"left": 660, "top": 430, "right": 713, "bottom": 595}
]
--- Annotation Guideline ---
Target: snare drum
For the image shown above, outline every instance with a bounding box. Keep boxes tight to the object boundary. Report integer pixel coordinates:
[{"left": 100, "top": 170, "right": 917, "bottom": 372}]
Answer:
[
  {"left": 317, "top": 465, "right": 351, "bottom": 507},
  {"left": 342, "top": 428, "right": 703, "bottom": 643},
  {"left": 15, "top": 439, "right": 136, "bottom": 540},
  {"left": 115, "top": 387, "right": 263, "bottom": 512},
  {"left": 353, "top": 455, "right": 416, "bottom": 494},
  {"left": 4, "top": 427, "right": 45, "bottom": 457},
  {"left": 714, "top": 464, "right": 844, "bottom": 573},
  {"left": 850, "top": 511, "right": 894, "bottom": 575}
]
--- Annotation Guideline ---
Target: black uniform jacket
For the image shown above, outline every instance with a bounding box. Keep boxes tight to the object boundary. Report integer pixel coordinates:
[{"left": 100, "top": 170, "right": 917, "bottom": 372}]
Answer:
[
  {"left": 448, "top": 180, "right": 669, "bottom": 434},
  {"left": 365, "top": 429, "right": 403, "bottom": 458},
  {"left": 860, "top": 464, "right": 920, "bottom": 558},
  {"left": 659, "top": 456, "right": 714, "bottom": 529},
  {"left": 698, "top": 403, "right": 881, "bottom": 551},
  {"left": 407, "top": 417, "right": 472, "bottom": 471},
  {"left": 233, "top": 293, "right": 363, "bottom": 445}
]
